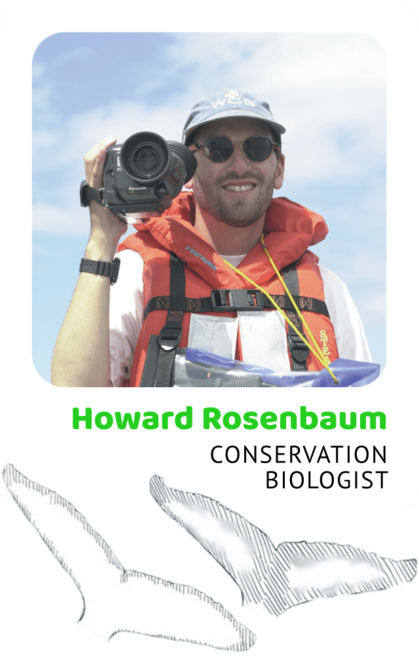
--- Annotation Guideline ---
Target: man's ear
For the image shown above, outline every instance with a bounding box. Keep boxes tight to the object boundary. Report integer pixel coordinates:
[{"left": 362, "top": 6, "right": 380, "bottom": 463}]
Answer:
[
  {"left": 274, "top": 154, "right": 285, "bottom": 190},
  {"left": 184, "top": 179, "right": 194, "bottom": 190}
]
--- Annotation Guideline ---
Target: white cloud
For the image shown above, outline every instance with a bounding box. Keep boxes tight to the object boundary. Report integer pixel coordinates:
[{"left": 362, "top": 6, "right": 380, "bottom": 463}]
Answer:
[
  {"left": 33, "top": 202, "right": 90, "bottom": 236},
  {"left": 33, "top": 201, "right": 140, "bottom": 237},
  {"left": 164, "top": 33, "right": 385, "bottom": 126}
]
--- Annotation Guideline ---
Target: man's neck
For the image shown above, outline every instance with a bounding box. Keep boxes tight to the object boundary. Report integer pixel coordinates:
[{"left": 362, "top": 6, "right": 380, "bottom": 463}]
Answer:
[{"left": 194, "top": 205, "right": 266, "bottom": 256}]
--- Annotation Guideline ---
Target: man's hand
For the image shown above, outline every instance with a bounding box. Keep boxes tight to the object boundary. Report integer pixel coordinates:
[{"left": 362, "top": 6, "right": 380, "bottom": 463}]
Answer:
[{"left": 83, "top": 136, "right": 127, "bottom": 261}]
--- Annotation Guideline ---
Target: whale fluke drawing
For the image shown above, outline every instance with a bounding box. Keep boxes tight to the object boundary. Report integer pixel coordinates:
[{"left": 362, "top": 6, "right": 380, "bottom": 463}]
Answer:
[
  {"left": 3, "top": 465, "right": 255, "bottom": 651},
  {"left": 150, "top": 475, "right": 417, "bottom": 616}
]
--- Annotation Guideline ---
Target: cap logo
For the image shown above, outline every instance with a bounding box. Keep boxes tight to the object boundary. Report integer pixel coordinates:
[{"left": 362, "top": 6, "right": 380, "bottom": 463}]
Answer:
[
  {"left": 211, "top": 97, "right": 256, "bottom": 109},
  {"left": 224, "top": 90, "right": 240, "bottom": 98}
]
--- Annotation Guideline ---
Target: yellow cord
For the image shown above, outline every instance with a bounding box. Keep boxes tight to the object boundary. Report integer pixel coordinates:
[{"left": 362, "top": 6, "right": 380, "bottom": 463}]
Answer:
[
  {"left": 260, "top": 233, "right": 325, "bottom": 360},
  {"left": 222, "top": 239, "right": 338, "bottom": 384}
]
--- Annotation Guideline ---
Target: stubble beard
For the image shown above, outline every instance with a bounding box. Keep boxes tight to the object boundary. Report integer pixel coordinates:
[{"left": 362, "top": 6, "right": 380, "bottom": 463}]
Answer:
[{"left": 193, "top": 171, "right": 276, "bottom": 228}]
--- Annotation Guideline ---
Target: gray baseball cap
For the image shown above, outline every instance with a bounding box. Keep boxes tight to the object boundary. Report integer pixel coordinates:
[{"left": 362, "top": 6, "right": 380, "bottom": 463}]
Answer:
[{"left": 182, "top": 88, "right": 286, "bottom": 144}]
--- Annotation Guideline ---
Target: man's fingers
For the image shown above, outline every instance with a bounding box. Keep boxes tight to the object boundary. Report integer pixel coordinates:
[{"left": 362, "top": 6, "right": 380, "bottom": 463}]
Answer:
[
  {"left": 84, "top": 136, "right": 117, "bottom": 186},
  {"left": 84, "top": 135, "right": 117, "bottom": 161},
  {"left": 90, "top": 148, "right": 107, "bottom": 188}
]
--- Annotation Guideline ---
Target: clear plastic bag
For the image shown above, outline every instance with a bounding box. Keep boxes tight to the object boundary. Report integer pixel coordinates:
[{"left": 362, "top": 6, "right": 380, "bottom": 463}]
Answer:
[{"left": 172, "top": 348, "right": 380, "bottom": 388}]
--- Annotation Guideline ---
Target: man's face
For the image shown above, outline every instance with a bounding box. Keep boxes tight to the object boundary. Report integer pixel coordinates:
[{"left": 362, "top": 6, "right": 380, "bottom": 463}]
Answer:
[{"left": 187, "top": 117, "right": 285, "bottom": 228}]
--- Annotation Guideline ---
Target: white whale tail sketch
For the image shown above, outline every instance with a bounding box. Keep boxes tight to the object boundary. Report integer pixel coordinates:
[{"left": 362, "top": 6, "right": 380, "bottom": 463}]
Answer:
[
  {"left": 3, "top": 465, "right": 255, "bottom": 651},
  {"left": 150, "top": 475, "right": 417, "bottom": 616}
]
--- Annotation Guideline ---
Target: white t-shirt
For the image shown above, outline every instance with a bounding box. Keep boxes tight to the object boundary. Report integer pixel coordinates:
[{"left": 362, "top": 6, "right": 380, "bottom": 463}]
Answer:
[{"left": 109, "top": 249, "right": 372, "bottom": 386}]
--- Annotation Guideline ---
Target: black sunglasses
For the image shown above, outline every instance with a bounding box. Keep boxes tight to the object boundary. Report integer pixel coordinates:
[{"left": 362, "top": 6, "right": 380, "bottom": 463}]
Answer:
[{"left": 193, "top": 135, "right": 280, "bottom": 163}]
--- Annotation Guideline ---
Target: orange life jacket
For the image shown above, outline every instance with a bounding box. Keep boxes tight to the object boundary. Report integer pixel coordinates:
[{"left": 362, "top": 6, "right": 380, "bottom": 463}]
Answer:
[{"left": 118, "top": 192, "right": 339, "bottom": 386}]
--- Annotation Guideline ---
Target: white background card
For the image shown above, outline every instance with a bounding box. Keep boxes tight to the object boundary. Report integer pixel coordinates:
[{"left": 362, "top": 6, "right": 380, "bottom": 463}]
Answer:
[{"left": 0, "top": 1, "right": 418, "bottom": 659}]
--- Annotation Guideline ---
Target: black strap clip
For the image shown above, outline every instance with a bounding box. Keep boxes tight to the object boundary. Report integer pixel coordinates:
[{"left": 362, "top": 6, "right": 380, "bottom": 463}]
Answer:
[
  {"left": 210, "top": 289, "right": 263, "bottom": 311},
  {"left": 158, "top": 326, "right": 183, "bottom": 352},
  {"left": 288, "top": 333, "right": 310, "bottom": 364}
]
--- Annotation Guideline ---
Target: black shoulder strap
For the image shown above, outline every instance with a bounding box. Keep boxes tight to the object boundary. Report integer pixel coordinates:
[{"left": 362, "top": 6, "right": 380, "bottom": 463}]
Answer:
[
  {"left": 281, "top": 260, "right": 309, "bottom": 371},
  {"left": 154, "top": 253, "right": 185, "bottom": 387},
  {"left": 140, "top": 252, "right": 185, "bottom": 387}
]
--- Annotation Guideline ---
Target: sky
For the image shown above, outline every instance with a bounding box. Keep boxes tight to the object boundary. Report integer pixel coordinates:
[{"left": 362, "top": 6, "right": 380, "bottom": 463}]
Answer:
[{"left": 32, "top": 32, "right": 386, "bottom": 383}]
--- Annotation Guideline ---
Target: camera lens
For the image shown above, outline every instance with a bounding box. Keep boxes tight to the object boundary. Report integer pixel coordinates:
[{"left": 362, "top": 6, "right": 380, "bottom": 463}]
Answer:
[
  {"left": 139, "top": 150, "right": 159, "bottom": 171},
  {"left": 121, "top": 132, "right": 170, "bottom": 182},
  {"left": 129, "top": 143, "right": 166, "bottom": 179}
]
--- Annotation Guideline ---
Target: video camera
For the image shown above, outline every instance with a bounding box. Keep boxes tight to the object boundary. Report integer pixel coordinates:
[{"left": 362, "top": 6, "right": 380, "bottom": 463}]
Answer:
[{"left": 80, "top": 132, "right": 197, "bottom": 217}]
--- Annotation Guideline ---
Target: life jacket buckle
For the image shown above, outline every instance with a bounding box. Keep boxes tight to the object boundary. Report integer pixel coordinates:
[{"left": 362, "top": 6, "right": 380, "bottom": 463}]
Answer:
[
  {"left": 158, "top": 326, "right": 183, "bottom": 352},
  {"left": 211, "top": 289, "right": 264, "bottom": 311},
  {"left": 288, "top": 333, "right": 310, "bottom": 363}
]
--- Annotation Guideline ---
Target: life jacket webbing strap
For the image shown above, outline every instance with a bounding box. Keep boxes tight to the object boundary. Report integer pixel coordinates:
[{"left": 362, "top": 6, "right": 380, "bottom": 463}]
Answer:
[
  {"left": 143, "top": 292, "right": 330, "bottom": 320},
  {"left": 154, "top": 253, "right": 185, "bottom": 387},
  {"left": 281, "top": 261, "right": 309, "bottom": 371}
]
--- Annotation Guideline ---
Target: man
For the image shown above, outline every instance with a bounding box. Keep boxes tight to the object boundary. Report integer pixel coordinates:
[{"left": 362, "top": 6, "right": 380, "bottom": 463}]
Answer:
[{"left": 51, "top": 89, "right": 371, "bottom": 387}]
